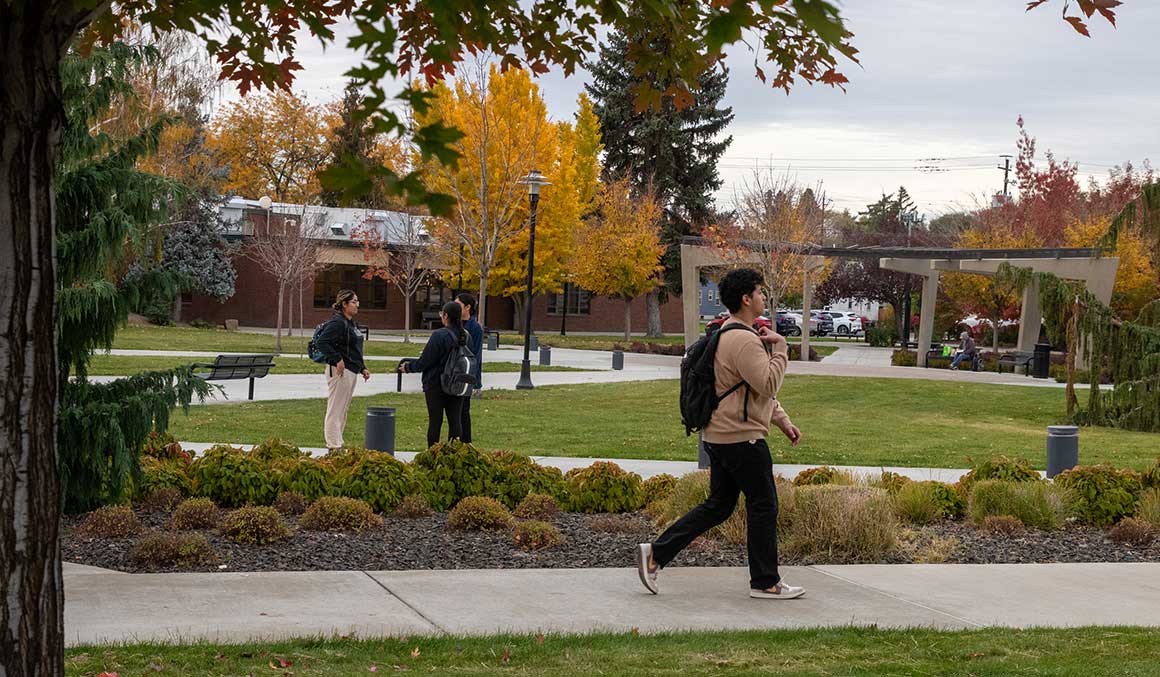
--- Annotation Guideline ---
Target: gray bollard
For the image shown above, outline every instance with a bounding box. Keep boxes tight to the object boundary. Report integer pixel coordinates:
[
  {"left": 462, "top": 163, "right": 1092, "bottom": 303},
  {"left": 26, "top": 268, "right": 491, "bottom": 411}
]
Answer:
[
  {"left": 530, "top": 335, "right": 539, "bottom": 351},
  {"left": 539, "top": 345, "right": 551, "bottom": 366},
  {"left": 1046, "top": 425, "right": 1078, "bottom": 478},
  {"left": 612, "top": 350, "right": 624, "bottom": 370},
  {"left": 487, "top": 332, "right": 498, "bottom": 351},
  {"left": 697, "top": 432, "right": 709, "bottom": 469},
  {"left": 365, "top": 406, "right": 396, "bottom": 455}
]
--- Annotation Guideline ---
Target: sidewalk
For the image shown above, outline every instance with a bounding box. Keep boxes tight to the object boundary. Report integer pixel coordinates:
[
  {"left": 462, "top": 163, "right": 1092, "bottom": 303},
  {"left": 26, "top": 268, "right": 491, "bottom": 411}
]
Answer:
[
  {"left": 63, "top": 562, "right": 1160, "bottom": 645},
  {"left": 179, "top": 441, "right": 972, "bottom": 483}
]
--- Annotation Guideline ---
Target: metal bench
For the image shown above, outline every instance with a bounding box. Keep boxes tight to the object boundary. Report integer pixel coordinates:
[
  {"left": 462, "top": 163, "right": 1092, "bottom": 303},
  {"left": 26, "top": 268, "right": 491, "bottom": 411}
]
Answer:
[
  {"left": 356, "top": 323, "right": 370, "bottom": 341},
  {"left": 997, "top": 350, "right": 1034, "bottom": 374},
  {"left": 421, "top": 310, "right": 441, "bottom": 329},
  {"left": 192, "top": 354, "right": 276, "bottom": 400}
]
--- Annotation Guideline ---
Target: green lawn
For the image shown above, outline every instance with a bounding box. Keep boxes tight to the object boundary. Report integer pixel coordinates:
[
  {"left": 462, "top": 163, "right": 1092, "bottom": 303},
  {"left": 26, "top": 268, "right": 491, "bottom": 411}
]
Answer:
[
  {"left": 85, "top": 354, "right": 584, "bottom": 376},
  {"left": 64, "top": 627, "right": 1160, "bottom": 676},
  {"left": 111, "top": 326, "right": 427, "bottom": 357},
  {"left": 166, "top": 376, "right": 1160, "bottom": 470}
]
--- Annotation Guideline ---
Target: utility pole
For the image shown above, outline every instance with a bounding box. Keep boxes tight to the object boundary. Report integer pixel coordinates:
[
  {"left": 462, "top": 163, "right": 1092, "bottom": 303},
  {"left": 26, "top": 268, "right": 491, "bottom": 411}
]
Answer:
[{"left": 998, "top": 154, "right": 1013, "bottom": 200}]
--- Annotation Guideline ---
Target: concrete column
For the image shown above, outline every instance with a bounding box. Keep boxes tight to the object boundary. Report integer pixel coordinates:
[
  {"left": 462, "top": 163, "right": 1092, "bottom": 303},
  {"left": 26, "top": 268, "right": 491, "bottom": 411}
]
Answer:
[
  {"left": 916, "top": 271, "right": 940, "bottom": 367},
  {"left": 1017, "top": 277, "right": 1042, "bottom": 353},
  {"left": 800, "top": 267, "right": 813, "bottom": 361},
  {"left": 681, "top": 248, "right": 701, "bottom": 348}
]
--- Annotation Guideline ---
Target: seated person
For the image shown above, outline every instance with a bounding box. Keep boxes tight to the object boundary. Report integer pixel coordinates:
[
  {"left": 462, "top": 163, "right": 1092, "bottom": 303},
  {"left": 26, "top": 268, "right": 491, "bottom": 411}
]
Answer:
[{"left": 949, "top": 331, "right": 978, "bottom": 370}]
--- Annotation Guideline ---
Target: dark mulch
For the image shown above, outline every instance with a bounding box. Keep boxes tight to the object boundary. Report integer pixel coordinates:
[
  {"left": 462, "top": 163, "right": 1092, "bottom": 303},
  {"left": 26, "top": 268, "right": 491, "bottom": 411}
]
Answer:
[{"left": 61, "top": 508, "right": 1160, "bottom": 574}]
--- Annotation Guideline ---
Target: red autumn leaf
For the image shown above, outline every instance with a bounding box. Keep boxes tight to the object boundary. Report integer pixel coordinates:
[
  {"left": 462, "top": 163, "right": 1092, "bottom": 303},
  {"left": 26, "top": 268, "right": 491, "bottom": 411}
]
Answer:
[
  {"left": 1064, "top": 16, "right": 1090, "bottom": 36},
  {"left": 501, "top": 647, "right": 511, "bottom": 663},
  {"left": 1025, "top": 0, "right": 1050, "bottom": 10}
]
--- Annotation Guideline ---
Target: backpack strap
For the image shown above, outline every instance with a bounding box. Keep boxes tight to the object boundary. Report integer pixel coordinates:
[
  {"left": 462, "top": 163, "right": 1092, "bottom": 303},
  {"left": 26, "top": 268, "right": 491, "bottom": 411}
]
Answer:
[{"left": 716, "top": 322, "right": 761, "bottom": 421}]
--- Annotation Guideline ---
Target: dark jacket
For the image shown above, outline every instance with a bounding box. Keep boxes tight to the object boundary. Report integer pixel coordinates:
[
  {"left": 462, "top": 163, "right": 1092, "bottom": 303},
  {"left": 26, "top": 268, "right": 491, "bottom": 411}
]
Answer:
[
  {"left": 409, "top": 326, "right": 465, "bottom": 390},
  {"left": 464, "top": 317, "right": 484, "bottom": 389},
  {"left": 316, "top": 312, "right": 365, "bottom": 373},
  {"left": 959, "top": 336, "right": 978, "bottom": 356}
]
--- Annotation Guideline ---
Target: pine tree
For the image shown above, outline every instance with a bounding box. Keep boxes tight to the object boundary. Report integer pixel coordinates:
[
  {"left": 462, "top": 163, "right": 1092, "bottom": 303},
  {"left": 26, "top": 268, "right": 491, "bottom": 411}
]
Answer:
[
  {"left": 586, "top": 27, "right": 734, "bottom": 331},
  {"left": 320, "top": 83, "right": 378, "bottom": 207}
]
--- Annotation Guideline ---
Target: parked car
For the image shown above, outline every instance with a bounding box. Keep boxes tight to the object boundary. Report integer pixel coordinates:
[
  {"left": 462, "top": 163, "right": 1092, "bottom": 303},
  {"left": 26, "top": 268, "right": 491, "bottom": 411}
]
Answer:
[
  {"left": 705, "top": 311, "right": 799, "bottom": 336},
  {"left": 822, "top": 311, "right": 863, "bottom": 336},
  {"left": 774, "top": 311, "right": 802, "bottom": 336},
  {"left": 797, "top": 310, "right": 834, "bottom": 337}
]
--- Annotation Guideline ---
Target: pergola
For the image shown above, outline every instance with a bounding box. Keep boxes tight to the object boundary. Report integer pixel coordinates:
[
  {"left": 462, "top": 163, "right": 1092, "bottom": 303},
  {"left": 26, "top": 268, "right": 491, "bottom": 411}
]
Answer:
[{"left": 679, "top": 239, "right": 1118, "bottom": 366}]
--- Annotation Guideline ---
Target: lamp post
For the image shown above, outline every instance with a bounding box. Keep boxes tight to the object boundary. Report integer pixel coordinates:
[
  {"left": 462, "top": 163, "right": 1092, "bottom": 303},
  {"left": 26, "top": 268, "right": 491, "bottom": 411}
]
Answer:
[
  {"left": 259, "top": 195, "right": 272, "bottom": 234},
  {"left": 516, "top": 169, "right": 550, "bottom": 390}
]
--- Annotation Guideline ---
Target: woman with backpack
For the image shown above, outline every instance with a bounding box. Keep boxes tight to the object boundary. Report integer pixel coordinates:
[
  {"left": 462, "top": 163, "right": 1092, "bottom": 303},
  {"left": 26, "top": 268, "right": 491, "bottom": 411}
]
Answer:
[
  {"left": 315, "top": 289, "right": 370, "bottom": 450},
  {"left": 399, "top": 300, "right": 473, "bottom": 447}
]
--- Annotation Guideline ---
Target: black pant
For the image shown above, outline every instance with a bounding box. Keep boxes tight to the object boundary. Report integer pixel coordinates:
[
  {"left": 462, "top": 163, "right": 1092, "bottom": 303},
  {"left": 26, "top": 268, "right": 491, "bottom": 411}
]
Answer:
[
  {"left": 651, "top": 438, "right": 780, "bottom": 590},
  {"left": 460, "top": 393, "right": 473, "bottom": 444},
  {"left": 424, "top": 388, "right": 464, "bottom": 447}
]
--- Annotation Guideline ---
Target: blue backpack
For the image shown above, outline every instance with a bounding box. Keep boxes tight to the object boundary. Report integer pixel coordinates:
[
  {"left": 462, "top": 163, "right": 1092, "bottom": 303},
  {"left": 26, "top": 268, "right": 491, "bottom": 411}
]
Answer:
[{"left": 307, "top": 319, "right": 340, "bottom": 363}]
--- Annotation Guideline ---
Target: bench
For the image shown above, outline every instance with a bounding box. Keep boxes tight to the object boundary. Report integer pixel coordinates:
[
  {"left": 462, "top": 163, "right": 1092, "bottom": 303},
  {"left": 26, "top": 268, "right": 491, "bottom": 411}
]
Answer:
[
  {"left": 421, "top": 310, "right": 441, "bottom": 330},
  {"left": 356, "top": 324, "right": 369, "bottom": 341},
  {"left": 997, "top": 351, "right": 1034, "bottom": 374},
  {"left": 192, "top": 354, "right": 276, "bottom": 400}
]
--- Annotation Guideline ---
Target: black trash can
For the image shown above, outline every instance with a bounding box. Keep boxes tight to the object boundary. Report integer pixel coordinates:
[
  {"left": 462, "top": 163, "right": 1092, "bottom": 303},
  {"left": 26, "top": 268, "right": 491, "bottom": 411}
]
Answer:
[
  {"left": 1046, "top": 425, "right": 1078, "bottom": 478},
  {"left": 1032, "top": 343, "right": 1051, "bottom": 379},
  {"left": 530, "top": 335, "right": 539, "bottom": 351},
  {"left": 539, "top": 345, "right": 551, "bottom": 366},
  {"left": 365, "top": 406, "right": 396, "bottom": 455},
  {"left": 612, "top": 350, "right": 624, "bottom": 370},
  {"left": 487, "top": 331, "right": 498, "bottom": 351}
]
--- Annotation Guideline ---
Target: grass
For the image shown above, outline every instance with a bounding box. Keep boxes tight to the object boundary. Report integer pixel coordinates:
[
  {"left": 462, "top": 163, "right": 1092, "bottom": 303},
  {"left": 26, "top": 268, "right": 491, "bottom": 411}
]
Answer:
[
  {"left": 111, "top": 325, "right": 426, "bottom": 357},
  {"left": 85, "top": 354, "right": 585, "bottom": 376},
  {"left": 166, "top": 376, "right": 1160, "bottom": 470},
  {"left": 64, "top": 627, "right": 1160, "bottom": 676}
]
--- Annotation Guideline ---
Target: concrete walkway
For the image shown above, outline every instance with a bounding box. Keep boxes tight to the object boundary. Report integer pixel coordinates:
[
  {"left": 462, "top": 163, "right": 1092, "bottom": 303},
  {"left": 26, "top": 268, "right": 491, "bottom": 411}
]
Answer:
[
  {"left": 178, "top": 441, "right": 973, "bottom": 483},
  {"left": 63, "top": 562, "right": 1160, "bottom": 645}
]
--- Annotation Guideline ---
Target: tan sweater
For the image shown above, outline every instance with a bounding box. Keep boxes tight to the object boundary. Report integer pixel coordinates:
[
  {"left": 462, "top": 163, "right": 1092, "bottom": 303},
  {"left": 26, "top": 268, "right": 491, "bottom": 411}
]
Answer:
[{"left": 702, "top": 319, "right": 791, "bottom": 444}]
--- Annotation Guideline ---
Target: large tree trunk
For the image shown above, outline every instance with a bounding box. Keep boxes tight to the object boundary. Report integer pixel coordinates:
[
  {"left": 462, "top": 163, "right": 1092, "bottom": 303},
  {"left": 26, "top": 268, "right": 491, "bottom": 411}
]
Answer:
[
  {"left": 512, "top": 295, "right": 525, "bottom": 334},
  {"left": 645, "top": 290, "right": 663, "bottom": 337},
  {"left": 1, "top": 6, "right": 69, "bottom": 673},
  {"left": 172, "top": 293, "right": 183, "bottom": 323},
  {"left": 624, "top": 297, "right": 632, "bottom": 341},
  {"left": 404, "top": 293, "right": 412, "bottom": 343}
]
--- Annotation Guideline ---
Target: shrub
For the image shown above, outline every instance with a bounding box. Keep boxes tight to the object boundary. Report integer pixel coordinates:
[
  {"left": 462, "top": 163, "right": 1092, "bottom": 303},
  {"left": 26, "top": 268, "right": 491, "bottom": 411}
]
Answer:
[
  {"left": 489, "top": 450, "right": 566, "bottom": 507},
  {"left": 250, "top": 437, "right": 305, "bottom": 463},
  {"left": 588, "top": 514, "right": 638, "bottom": 533},
  {"left": 1054, "top": 464, "right": 1142, "bottom": 526},
  {"left": 957, "top": 456, "right": 1040, "bottom": 495},
  {"left": 1141, "top": 459, "right": 1160, "bottom": 490},
  {"left": 299, "top": 497, "right": 382, "bottom": 532},
  {"left": 872, "top": 471, "right": 912, "bottom": 495},
  {"left": 275, "top": 458, "right": 335, "bottom": 502},
  {"left": 912, "top": 536, "right": 957, "bottom": 564},
  {"left": 978, "top": 515, "right": 1024, "bottom": 535},
  {"left": 1137, "top": 488, "right": 1160, "bottom": 529},
  {"left": 512, "top": 520, "right": 563, "bottom": 551},
  {"left": 78, "top": 505, "right": 142, "bottom": 538},
  {"left": 130, "top": 532, "right": 217, "bottom": 569},
  {"left": 188, "top": 318, "right": 213, "bottom": 329},
  {"left": 967, "top": 480, "right": 1062, "bottom": 530},
  {"left": 140, "top": 431, "right": 192, "bottom": 464},
  {"left": 321, "top": 446, "right": 371, "bottom": 475},
  {"left": 641, "top": 474, "right": 678, "bottom": 506},
  {"left": 273, "top": 491, "right": 308, "bottom": 516},
  {"left": 338, "top": 452, "right": 415, "bottom": 513},
  {"left": 393, "top": 494, "right": 435, "bottom": 518},
  {"left": 447, "top": 496, "right": 514, "bottom": 532},
  {"left": 792, "top": 466, "right": 855, "bottom": 487},
  {"left": 513, "top": 493, "right": 559, "bottom": 520},
  {"left": 1108, "top": 518, "right": 1155, "bottom": 546},
  {"left": 867, "top": 326, "right": 897, "bottom": 347},
  {"left": 191, "top": 445, "right": 278, "bottom": 507},
  {"left": 564, "top": 461, "right": 643, "bottom": 513},
  {"left": 137, "top": 488, "right": 183, "bottom": 513},
  {"left": 136, "top": 456, "right": 192, "bottom": 499},
  {"left": 890, "top": 349, "right": 917, "bottom": 366},
  {"left": 220, "top": 506, "right": 292, "bottom": 544},
  {"left": 893, "top": 482, "right": 942, "bottom": 525},
  {"left": 929, "top": 481, "right": 966, "bottom": 519},
  {"left": 167, "top": 497, "right": 221, "bottom": 531},
  {"left": 413, "top": 440, "right": 496, "bottom": 510},
  {"left": 783, "top": 486, "right": 898, "bottom": 563},
  {"left": 653, "top": 471, "right": 793, "bottom": 545}
]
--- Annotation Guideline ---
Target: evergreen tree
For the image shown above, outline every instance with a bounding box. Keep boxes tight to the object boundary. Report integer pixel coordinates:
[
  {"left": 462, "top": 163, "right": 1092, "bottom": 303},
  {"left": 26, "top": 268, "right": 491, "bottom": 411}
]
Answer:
[
  {"left": 586, "top": 28, "right": 734, "bottom": 324},
  {"left": 319, "top": 82, "right": 387, "bottom": 208},
  {"left": 56, "top": 43, "right": 210, "bottom": 512}
]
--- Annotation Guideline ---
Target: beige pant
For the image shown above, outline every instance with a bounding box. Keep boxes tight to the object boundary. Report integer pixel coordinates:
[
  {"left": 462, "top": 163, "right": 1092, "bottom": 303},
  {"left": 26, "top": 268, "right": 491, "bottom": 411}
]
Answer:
[{"left": 324, "top": 365, "right": 359, "bottom": 449}]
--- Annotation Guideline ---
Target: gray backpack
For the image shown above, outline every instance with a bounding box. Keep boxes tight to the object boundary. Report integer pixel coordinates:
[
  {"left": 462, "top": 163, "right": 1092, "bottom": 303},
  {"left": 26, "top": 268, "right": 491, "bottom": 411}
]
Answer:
[{"left": 441, "top": 332, "right": 476, "bottom": 396}]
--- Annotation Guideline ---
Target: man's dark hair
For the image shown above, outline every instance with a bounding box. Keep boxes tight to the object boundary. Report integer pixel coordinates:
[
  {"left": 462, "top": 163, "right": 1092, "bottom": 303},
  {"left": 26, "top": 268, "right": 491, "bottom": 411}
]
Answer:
[
  {"left": 456, "top": 292, "right": 477, "bottom": 316},
  {"left": 718, "top": 268, "right": 764, "bottom": 313}
]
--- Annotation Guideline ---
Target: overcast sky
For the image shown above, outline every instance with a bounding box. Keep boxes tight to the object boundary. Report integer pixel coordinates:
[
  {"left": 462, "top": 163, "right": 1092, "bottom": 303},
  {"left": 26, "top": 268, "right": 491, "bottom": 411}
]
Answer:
[{"left": 225, "top": 0, "right": 1159, "bottom": 217}]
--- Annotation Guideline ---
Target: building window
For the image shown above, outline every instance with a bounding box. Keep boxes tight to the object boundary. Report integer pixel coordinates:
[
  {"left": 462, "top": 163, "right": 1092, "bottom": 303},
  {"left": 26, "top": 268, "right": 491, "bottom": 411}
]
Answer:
[
  {"left": 547, "top": 286, "right": 591, "bottom": 315},
  {"left": 416, "top": 283, "right": 454, "bottom": 310},
  {"left": 313, "top": 265, "right": 388, "bottom": 310}
]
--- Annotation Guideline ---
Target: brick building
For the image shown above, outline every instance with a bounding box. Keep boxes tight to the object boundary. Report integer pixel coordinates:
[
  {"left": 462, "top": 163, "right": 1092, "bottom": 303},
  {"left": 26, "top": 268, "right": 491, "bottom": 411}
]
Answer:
[{"left": 184, "top": 198, "right": 685, "bottom": 334}]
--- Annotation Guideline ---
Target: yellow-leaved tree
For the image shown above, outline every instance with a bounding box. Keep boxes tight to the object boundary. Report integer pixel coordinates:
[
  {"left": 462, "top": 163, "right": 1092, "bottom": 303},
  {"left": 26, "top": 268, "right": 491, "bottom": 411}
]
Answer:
[
  {"left": 574, "top": 175, "right": 665, "bottom": 339},
  {"left": 421, "top": 62, "right": 579, "bottom": 327},
  {"left": 572, "top": 92, "right": 603, "bottom": 211},
  {"left": 207, "top": 89, "right": 330, "bottom": 202},
  {"left": 1066, "top": 216, "right": 1158, "bottom": 320}
]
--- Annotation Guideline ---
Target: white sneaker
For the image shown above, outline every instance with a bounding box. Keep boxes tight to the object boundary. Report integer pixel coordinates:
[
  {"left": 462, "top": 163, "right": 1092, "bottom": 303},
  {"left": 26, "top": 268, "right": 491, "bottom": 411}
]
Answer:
[
  {"left": 750, "top": 581, "right": 805, "bottom": 599},
  {"left": 636, "top": 543, "right": 658, "bottom": 594}
]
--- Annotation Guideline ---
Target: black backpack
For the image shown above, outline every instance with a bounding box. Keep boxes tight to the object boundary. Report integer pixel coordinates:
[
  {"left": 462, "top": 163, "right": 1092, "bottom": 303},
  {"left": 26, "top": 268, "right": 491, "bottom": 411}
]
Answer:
[
  {"left": 441, "top": 330, "right": 477, "bottom": 396},
  {"left": 679, "top": 323, "right": 755, "bottom": 436},
  {"left": 307, "top": 317, "right": 346, "bottom": 363}
]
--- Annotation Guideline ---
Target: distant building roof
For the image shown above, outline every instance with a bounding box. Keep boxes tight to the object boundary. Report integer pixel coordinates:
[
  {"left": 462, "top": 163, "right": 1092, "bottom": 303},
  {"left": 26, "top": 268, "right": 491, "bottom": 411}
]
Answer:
[{"left": 220, "top": 197, "right": 431, "bottom": 246}]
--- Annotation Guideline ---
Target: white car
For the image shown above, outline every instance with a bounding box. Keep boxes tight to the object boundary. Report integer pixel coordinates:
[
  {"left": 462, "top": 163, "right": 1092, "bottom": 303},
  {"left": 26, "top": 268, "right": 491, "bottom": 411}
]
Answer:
[{"left": 823, "top": 311, "right": 863, "bottom": 336}]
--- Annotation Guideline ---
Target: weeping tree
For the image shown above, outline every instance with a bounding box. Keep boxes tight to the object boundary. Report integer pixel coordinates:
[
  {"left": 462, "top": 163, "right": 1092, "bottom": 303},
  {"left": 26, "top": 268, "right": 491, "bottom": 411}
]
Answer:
[{"left": 56, "top": 42, "right": 211, "bottom": 514}]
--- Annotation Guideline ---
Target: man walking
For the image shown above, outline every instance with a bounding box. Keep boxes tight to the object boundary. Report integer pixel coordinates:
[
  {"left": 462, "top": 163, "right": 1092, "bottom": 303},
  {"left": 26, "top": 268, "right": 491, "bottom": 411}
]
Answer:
[{"left": 637, "top": 268, "right": 805, "bottom": 599}]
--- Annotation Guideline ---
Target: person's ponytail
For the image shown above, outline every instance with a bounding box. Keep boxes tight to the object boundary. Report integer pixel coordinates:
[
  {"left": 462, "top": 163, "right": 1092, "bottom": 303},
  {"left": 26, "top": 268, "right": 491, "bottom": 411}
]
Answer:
[{"left": 442, "top": 301, "right": 467, "bottom": 346}]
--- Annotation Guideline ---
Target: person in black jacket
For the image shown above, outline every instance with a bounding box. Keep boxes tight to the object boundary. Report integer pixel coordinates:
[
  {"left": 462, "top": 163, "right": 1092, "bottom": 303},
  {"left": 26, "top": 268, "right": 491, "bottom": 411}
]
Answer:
[
  {"left": 317, "top": 289, "right": 369, "bottom": 450},
  {"left": 456, "top": 292, "right": 484, "bottom": 443},
  {"left": 400, "top": 300, "right": 467, "bottom": 447}
]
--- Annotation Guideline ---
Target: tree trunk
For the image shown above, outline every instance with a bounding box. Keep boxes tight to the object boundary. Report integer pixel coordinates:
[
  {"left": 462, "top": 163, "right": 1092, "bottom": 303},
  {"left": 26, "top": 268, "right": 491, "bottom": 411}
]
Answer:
[
  {"left": 1, "top": 10, "right": 68, "bottom": 672},
  {"left": 286, "top": 282, "right": 294, "bottom": 337},
  {"left": 992, "top": 319, "right": 1000, "bottom": 355},
  {"left": 297, "top": 277, "right": 304, "bottom": 337},
  {"left": 477, "top": 274, "right": 489, "bottom": 329},
  {"left": 645, "top": 290, "right": 663, "bottom": 337},
  {"left": 275, "top": 283, "right": 285, "bottom": 351},
  {"left": 624, "top": 298, "right": 632, "bottom": 341},
  {"left": 512, "top": 295, "right": 524, "bottom": 334},
  {"left": 404, "top": 293, "right": 412, "bottom": 343},
  {"left": 172, "top": 293, "right": 183, "bottom": 324}
]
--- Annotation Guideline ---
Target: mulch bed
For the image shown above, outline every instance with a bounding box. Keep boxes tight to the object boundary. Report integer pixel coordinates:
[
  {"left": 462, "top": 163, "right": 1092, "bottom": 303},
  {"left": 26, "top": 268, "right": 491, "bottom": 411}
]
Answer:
[{"left": 62, "top": 508, "right": 1160, "bottom": 574}]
